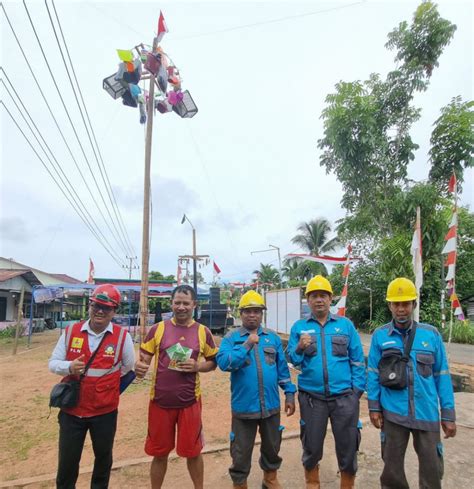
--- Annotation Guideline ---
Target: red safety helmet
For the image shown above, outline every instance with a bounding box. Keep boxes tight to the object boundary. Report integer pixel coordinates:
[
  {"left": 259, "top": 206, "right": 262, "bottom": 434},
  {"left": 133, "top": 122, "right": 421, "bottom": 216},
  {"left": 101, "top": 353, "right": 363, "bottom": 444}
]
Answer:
[{"left": 90, "top": 284, "right": 121, "bottom": 308}]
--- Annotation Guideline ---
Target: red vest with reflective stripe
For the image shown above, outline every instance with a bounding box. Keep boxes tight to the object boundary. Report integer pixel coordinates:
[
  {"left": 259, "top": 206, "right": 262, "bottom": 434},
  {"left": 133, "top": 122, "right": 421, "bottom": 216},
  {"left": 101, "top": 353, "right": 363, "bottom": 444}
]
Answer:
[{"left": 62, "top": 321, "right": 126, "bottom": 417}]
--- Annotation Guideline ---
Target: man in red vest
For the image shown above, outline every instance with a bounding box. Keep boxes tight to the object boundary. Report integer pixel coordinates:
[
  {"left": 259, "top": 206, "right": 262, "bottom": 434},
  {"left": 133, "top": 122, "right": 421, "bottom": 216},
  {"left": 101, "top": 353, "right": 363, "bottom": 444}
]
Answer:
[{"left": 49, "top": 284, "right": 135, "bottom": 489}]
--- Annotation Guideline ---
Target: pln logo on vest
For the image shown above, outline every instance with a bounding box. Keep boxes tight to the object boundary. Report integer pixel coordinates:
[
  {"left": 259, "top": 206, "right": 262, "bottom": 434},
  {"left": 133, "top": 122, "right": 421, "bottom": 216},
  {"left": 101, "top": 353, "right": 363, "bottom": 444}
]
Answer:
[
  {"left": 104, "top": 344, "right": 115, "bottom": 356},
  {"left": 70, "top": 337, "right": 84, "bottom": 353}
]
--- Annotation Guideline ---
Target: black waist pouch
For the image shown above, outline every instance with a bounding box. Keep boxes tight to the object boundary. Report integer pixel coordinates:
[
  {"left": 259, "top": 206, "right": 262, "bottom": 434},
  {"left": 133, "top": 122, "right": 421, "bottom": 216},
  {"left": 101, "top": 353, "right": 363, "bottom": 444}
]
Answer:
[
  {"left": 378, "top": 324, "right": 416, "bottom": 390},
  {"left": 378, "top": 353, "right": 408, "bottom": 390},
  {"left": 50, "top": 379, "right": 81, "bottom": 408}
]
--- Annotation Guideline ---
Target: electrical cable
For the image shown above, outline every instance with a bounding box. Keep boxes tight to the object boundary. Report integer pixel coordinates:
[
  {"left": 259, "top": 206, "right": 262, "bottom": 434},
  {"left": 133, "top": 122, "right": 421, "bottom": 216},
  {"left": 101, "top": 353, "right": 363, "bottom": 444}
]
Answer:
[
  {"left": 0, "top": 101, "right": 126, "bottom": 268},
  {"left": 0, "top": 70, "right": 126, "bottom": 266},
  {"left": 48, "top": 0, "right": 138, "bottom": 261},
  {"left": 21, "top": 0, "right": 131, "bottom": 258},
  {"left": 1, "top": 2, "right": 129, "bottom": 262}
]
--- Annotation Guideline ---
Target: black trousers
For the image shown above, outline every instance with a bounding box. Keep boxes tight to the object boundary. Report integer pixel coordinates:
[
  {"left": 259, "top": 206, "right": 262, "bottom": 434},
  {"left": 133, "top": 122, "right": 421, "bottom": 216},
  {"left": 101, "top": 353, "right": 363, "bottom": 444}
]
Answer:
[
  {"left": 298, "top": 390, "right": 360, "bottom": 474},
  {"left": 56, "top": 410, "right": 118, "bottom": 489},
  {"left": 380, "top": 419, "right": 443, "bottom": 489},
  {"left": 229, "top": 413, "right": 283, "bottom": 485}
]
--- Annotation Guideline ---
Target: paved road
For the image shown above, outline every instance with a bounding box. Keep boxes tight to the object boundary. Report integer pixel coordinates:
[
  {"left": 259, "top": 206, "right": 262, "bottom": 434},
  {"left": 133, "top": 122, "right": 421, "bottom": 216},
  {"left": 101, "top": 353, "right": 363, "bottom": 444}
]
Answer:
[{"left": 359, "top": 332, "right": 474, "bottom": 366}]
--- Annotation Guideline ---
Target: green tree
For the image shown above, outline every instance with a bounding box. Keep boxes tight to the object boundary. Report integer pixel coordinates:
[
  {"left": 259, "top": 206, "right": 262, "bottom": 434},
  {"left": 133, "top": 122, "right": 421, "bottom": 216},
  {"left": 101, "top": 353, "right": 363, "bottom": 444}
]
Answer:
[
  {"left": 291, "top": 218, "right": 339, "bottom": 276},
  {"left": 253, "top": 263, "right": 280, "bottom": 290},
  {"left": 429, "top": 97, "right": 474, "bottom": 191},
  {"left": 149, "top": 270, "right": 176, "bottom": 282},
  {"left": 318, "top": 2, "right": 456, "bottom": 238}
]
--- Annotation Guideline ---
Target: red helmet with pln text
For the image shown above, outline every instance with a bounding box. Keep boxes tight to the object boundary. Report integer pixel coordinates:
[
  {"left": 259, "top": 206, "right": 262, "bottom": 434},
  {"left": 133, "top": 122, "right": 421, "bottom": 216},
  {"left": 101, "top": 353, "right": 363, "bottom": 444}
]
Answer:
[{"left": 90, "top": 284, "right": 121, "bottom": 308}]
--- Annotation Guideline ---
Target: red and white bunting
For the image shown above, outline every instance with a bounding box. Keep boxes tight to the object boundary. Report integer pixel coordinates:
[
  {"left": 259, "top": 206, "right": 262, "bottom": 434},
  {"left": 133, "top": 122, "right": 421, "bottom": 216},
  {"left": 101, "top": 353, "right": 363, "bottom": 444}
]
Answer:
[
  {"left": 442, "top": 173, "right": 465, "bottom": 321},
  {"left": 334, "top": 244, "right": 352, "bottom": 317},
  {"left": 442, "top": 211, "right": 457, "bottom": 282},
  {"left": 285, "top": 253, "right": 358, "bottom": 266},
  {"left": 450, "top": 292, "right": 464, "bottom": 319}
]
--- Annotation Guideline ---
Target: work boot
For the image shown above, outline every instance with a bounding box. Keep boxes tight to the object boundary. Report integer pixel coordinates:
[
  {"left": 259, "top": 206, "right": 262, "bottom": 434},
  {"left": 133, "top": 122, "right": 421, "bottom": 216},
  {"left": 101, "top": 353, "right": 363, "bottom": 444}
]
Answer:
[
  {"left": 304, "top": 466, "right": 320, "bottom": 489},
  {"left": 262, "top": 470, "right": 282, "bottom": 489},
  {"left": 340, "top": 471, "right": 356, "bottom": 489},
  {"left": 233, "top": 482, "right": 248, "bottom": 489}
]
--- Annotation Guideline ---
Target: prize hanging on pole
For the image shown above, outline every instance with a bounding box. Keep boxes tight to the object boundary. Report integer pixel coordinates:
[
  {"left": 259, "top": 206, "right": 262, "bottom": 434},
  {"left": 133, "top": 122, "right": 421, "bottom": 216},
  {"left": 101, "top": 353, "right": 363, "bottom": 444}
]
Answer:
[{"left": 102, "top": 10, "right": 198, "bottom": 124}]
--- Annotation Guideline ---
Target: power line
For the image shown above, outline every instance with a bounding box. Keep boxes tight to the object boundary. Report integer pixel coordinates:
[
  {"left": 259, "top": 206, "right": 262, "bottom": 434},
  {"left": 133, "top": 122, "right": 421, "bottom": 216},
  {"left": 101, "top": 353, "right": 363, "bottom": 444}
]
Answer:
[
  {"left": 48, "top": 0, "right": 138, "bottom": 262},
  {"left": 0, "top": 69, "right": 126, "bottom": 266},
  {"left": 174, "top": 1, "right": 367, "bottom": 40},
  {"left": 21, "top": 0, "right": 132, "bottom": 258},
  {"left": 1, "top": 1, "right": 130, "bottom": 262},
  {"left": 0, "top": 101, "right": 126, "bottom": 268}
]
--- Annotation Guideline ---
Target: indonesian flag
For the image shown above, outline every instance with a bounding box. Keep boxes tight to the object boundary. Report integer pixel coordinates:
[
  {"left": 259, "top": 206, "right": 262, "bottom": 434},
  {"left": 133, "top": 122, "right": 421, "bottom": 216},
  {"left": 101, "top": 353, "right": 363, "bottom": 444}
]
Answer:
[
  {"left": 213, "top": 261, "right": 221, "bottom": 275},
  {"left": 285, "top": 253, "right": 358, "bottom": 266},
  {"left": 334, "top": 244, "right": 352, "bottom": 317},
  {"left": 177, "top": 263, "right": 182, "bottom": 286},
  {"left": 448, "top": 173, "right": 457, "bottom": 194},
  {"left": 442, "top": 211, "right": 457, "bottom": 281},
  {"left": 157, "top": 11, "right": 169, "bottom": 43},
  {"left": 87, "top": 258, "right": 95, "bottom": 284}
]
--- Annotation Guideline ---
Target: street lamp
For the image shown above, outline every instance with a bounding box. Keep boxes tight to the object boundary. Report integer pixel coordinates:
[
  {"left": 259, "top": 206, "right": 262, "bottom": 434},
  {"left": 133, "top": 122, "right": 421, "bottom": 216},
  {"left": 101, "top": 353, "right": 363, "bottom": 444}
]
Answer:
[
  {"left": 250, "top": 245, "right": 283, "bottom": 288},
  {"left": 181, "top": 214, "right": 198, "bottom": 300}
]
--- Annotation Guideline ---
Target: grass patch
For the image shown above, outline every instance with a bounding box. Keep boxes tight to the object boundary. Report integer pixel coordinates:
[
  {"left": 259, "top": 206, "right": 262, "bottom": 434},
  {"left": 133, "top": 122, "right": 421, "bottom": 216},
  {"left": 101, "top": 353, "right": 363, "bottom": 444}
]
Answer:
[{"left": 442, "top": 321, "right": 474, "bottom": 344}]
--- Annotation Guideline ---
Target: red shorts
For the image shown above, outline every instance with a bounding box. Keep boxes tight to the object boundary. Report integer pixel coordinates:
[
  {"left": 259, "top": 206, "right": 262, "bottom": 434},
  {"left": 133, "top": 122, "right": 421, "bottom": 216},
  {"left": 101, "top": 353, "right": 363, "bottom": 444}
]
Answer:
[{"left": 145, "top": 399, "right": 204, "bottom": 458}]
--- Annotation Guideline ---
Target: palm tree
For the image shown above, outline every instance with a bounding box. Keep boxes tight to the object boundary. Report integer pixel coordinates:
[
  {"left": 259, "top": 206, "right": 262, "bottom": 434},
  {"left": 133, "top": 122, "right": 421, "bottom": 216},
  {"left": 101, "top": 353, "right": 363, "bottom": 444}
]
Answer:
[
  {"left": 282, "top": 258, "right": 306, "bottom": 284},
  {"left": 252, "top": 263, "right": 280, "bottom": 290},
  {"left": 291, "top": 218, "right": 339, "bottom": 276}
]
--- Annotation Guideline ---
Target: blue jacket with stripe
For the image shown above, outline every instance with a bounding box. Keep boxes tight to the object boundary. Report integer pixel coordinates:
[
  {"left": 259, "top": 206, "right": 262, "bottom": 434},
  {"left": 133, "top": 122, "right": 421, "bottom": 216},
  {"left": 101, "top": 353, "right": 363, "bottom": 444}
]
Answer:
[
  {"left": 367, "top": 321, "right": 456, "bottom": 431},
  {"left": 216, "top": 326, "right": 296, "bottom": 419},
  {"left": 287, "top": 314, "right": 366, "bottom": 397}
]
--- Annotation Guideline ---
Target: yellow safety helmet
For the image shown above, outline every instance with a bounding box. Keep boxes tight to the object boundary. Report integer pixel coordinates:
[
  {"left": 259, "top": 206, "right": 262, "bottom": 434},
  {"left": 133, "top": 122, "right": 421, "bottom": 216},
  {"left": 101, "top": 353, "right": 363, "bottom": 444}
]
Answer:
[
  {"left": 386, "top": 277, "right": 417, "bottom": 302},
  {"left": 305, "top": 275, "right": 333, "bottom": 296},
  {"left": 239, "top": 290, "right": 266, "bottom": 310}
]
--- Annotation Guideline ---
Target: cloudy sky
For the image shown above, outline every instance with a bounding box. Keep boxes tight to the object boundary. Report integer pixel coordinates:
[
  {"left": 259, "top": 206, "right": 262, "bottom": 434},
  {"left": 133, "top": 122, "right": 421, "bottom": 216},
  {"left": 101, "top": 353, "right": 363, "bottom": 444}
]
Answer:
[{"left": 1, "top": 0, "right": 472, "bottom": 284}]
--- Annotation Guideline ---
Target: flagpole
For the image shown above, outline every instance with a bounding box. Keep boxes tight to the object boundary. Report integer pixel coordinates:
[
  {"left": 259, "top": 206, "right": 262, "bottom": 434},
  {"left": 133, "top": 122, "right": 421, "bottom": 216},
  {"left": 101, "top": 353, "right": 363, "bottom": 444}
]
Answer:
[
  {"left": 447, "top": 300, "right": 454, "bottom": 358},
  {"left": 446, "top": 173, "right": 458, "bottom": 358},
  {"left": 413, "top": 206, "right": 422, "bottom": 322}
]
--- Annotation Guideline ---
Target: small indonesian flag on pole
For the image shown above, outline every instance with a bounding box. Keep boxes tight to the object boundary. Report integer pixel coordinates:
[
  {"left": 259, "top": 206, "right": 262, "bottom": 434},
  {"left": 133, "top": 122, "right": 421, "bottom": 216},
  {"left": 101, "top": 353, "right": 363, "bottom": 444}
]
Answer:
[
  {"left": 213, "top": 261, "right": 221, "bottom": 275},
  {"left": 87, "top": 258, "right": 95, "bottom": 284},
  {"left": 411, "top": 207, "right": 423, "bottom": 322},
  {"left": 157, "top": 11, "right": 169, "bottom": 43},
  {"left": 334, "top": 244, "right": 352, "bottom": 317},
  {"left": 448, "top": 173, "right": 457, "bottom": 194}
]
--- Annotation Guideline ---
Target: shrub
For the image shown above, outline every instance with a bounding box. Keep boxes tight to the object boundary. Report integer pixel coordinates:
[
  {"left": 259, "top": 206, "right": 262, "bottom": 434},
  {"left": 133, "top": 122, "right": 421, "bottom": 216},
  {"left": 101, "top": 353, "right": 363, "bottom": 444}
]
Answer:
[{"left": 441, "top": 320, "right": 474, "bottom": 345}]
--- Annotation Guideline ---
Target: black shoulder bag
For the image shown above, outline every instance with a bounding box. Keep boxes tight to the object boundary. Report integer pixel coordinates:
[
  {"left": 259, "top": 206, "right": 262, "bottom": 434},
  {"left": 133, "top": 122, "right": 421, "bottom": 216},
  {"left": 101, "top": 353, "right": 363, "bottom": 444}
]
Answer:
[
  {"left": 378, "top": 323, "right": 417, "bottom": 390},
  {"left": 50, "top": 333, "right": 107, "bottom": 409}
]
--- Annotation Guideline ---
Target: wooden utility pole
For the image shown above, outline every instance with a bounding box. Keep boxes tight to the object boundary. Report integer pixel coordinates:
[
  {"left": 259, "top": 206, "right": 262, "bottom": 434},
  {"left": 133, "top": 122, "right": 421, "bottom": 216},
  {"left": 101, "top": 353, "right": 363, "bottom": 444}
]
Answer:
[
  {"left": 12, "top": 286, "right": 25, "bottom": 355},
  {"left": 139, "top": 38, "right": 157, "bottom": 343},
  {"left": 123, "top": 255, "right": 138, "bottom": 280}
]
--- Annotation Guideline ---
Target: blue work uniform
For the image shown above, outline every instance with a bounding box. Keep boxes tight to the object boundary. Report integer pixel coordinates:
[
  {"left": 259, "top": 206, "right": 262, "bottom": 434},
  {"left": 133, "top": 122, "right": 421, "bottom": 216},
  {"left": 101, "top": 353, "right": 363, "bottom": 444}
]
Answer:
[{"left": 287, "top": 313, "right": 366, "bottom": 474}]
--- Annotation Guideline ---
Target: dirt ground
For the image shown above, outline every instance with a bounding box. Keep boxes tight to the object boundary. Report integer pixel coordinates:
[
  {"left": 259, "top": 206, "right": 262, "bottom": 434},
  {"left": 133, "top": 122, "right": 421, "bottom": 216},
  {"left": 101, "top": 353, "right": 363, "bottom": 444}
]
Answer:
[
  {"left": 0, "top": 330, "right": 319, "bottom": 486},
  {"left": 2, "top": 330, "right": 472, "bottom": 489}
]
